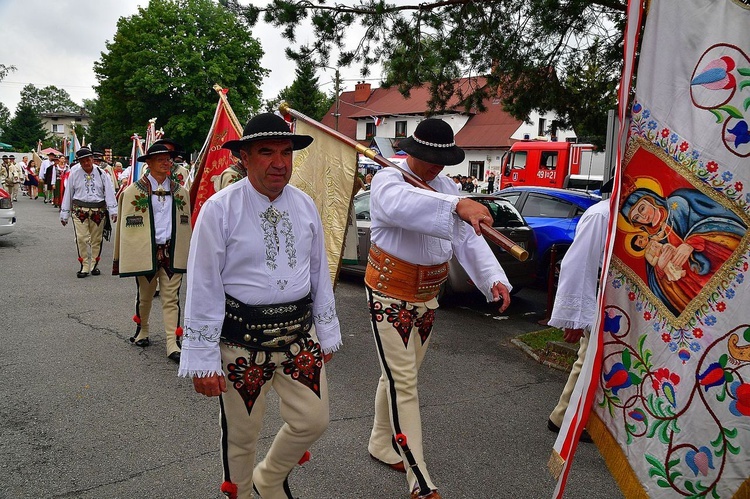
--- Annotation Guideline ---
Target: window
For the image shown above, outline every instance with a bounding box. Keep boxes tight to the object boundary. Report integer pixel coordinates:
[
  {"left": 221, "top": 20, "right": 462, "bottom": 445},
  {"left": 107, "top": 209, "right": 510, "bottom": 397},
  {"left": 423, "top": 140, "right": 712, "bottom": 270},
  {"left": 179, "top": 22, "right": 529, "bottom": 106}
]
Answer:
[
  {"left": 510, "top": 151, "right": 527, "bottom": 169},
  {"left": 537, "top": 118, "right": 546, "bottom": 137},
  {"left": 52, "top": 124, "right": 65, "bottom": 133},
  {"left": 520, "top": 194, "right": 573, "bottom": 218},
  {"left": 395, "top": 121, "right": 407, "bottom": 138},
  {"left": 365, "top": 122, "right": 375, "bottom": 139},
  {"left": 539, "top": 151, "right": 558, "bottom": 170},
  {"left": 354, "top": 192, "right": 371, "bottom": 220},
  {"left": 480, "top": 199, "right": 525, "bottom": 227},
  {"left": 469, "top": 161, "right": 484, "bottom": 179}
]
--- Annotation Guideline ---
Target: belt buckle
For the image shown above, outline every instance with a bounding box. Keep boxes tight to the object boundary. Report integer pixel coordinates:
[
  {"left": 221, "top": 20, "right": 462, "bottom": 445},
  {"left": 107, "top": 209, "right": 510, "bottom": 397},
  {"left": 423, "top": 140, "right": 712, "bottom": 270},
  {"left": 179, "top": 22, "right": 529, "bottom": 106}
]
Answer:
[
  {"left": 264, "top": 323, "right": 301, "bottom": 336},
  {"left": 261, "top": 334, "right": 299, "bottom": 348}
]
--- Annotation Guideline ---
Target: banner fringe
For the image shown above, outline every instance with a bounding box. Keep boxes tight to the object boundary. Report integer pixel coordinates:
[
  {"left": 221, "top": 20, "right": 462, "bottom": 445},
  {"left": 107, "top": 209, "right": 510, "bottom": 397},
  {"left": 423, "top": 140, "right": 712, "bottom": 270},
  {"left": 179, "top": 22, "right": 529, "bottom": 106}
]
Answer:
[
  {"left": 548, "top": 449, "right": 564, "bottom": 480},
  {"left": 588, "top": 412, "right": 648, "bottom": 499}
]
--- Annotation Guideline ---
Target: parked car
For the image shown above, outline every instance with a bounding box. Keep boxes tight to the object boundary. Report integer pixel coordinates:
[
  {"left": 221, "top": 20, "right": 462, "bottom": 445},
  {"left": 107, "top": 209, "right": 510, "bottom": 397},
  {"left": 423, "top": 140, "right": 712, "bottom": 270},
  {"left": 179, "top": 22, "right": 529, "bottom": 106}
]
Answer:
[
  {"left": 341, "top": 190, "right": 538, "bottom": 298},
  {"left": 0, "top": 187, "right": 16, "bottom": 236},
  {"left": 493, "top": 186, "right": 601, "bottom": 285}
]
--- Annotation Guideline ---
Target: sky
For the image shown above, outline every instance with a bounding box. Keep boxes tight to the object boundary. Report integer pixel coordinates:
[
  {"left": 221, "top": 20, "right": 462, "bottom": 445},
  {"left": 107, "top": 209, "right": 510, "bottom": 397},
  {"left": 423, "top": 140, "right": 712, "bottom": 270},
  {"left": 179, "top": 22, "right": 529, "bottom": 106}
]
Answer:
[{"left": 0, "top": 0, "right": 375, "bottom": 116}]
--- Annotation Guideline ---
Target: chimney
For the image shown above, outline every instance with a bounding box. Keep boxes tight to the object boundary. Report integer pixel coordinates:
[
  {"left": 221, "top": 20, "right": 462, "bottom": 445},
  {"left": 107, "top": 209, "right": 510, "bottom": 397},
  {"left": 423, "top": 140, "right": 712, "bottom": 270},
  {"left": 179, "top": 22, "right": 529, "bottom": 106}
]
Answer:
[{"left": 354, "top": 81, "right": 371, "bottom": 103}]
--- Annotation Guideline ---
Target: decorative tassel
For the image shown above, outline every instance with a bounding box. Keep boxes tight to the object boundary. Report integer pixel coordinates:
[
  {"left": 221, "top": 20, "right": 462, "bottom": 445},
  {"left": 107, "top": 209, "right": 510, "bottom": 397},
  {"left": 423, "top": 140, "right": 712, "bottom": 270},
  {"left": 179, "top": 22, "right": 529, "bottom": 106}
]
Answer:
[
  {"left": 78, "top": 257, "right": 84, "bottom": 263},
  {"left": 395, "top": 433, "right": 408, "bottom": 446},
  {"left": 132, "top": 314, "right": 141, "bottom": 324},
  {"left": 95, "top": 256, "right": 101, "bottom": 262},
  {"left": 175, "top": 326, "right": 183, "bottom": 338},
  {"left": 298, "top": 450, "right": 311, "bottom": 465},
  {"left": 220, "top": 481, "right": 238, "bottom": 499}
]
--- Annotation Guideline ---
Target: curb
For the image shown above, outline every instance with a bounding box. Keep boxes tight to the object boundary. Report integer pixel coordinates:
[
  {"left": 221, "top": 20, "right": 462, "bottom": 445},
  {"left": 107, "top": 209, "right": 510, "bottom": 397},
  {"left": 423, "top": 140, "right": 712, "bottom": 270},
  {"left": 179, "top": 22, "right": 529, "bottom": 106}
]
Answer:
[{"left": 510, "top": 338, "right": 571, "bottom": 373}]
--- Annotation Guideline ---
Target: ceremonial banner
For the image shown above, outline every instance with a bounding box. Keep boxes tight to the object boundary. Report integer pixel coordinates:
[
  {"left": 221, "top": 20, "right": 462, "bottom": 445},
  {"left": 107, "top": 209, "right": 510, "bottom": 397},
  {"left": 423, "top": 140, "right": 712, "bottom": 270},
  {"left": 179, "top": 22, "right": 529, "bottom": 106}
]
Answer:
[
  {"left": 189, "top": 87, "right": 242, "bottom": 226},
  {"left": 290, "top": 119, "right": 359, "bottom": 286},
  {"left": 555, "top": 0, "right": 750, "bottom": 497},
  {"left": 127, "top": 134, "right": 146, "bottom": 186}
]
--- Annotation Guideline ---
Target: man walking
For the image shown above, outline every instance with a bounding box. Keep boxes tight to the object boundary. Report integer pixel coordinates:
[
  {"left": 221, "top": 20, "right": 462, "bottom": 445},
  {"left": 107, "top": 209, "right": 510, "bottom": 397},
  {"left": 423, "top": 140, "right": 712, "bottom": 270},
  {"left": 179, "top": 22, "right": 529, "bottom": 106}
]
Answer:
[
  {"left": 179, "top": 113, "right": 342, "bottom": 499},
  {"left": 113, "top": 143, "right": 192, "bottom": 364},
  {"left": 365, "top": 118, "right": 511, "bottom": 499},
  {"left": 60, "top": 148, "right": 118, "bottom": 278}
]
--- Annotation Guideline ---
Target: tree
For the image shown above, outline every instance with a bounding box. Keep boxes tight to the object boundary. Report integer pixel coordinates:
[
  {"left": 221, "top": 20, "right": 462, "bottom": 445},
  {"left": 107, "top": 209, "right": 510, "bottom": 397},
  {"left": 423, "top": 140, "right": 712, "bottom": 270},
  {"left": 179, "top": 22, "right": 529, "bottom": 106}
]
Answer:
[
  {"left": 221, "top": 0, "right": 625, "bottom": 148},
  {"left": 273, "top": 49, "right": 334, "bottom": 121},
  {"left": 19, "top": 84, "right": 81, "bottom": 114},
  {"left": 90, "top": 0, "right": 268, "bottom": 156},
  {"left": 0, "top": 103, "right": 10, "bottom": 138},
  {"left": 1, "top": 103, "right": 48, "bottom": 151}
]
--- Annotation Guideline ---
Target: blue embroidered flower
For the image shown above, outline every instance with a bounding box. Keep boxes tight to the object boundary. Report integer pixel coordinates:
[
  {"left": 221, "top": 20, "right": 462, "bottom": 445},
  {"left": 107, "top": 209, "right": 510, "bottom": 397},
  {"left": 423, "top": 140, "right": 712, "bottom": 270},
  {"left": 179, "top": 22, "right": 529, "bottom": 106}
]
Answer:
[
  {"left": 726, "top": 288, "right": 735, "bottom": 299},
  {"left": 704, "top": 315, "right": 717, "bottom": 326},
  {"left": 722, "top": 171, "right": 734, "bottom": 182},
  {"left": 727, "top": 121, "right": 750, "bottom": 148},
  {"left": 691, "top": 150, "right": 700, "bottom": 160},
  {"left": 690, "top": 341, "right": 701, "bottom": 352},
  {"left": 647, "top": 120, "right": 658, "bottom": 130},
  {"left": 745, "top": 193, "right": 750, "bottom": 204},
  {"left": 635, "top": 302, "right": 643, "bottom": 312},
  {"left": 668, "top": 342, "right": 679, "bottom": 352},
  {"left": 670, "top": 133, "right": 678, "bottom": 143},
  {"left": 737, "top": 273, "right": 744, "bottom": 284},
  {"left": 612, "top": 279, "right": 622, "bottom": 289},
  {"left": 633, "top": 103, "right": 642, "bottom": 114},
  {"left": 642, "top": 109, "right": 650, "bottom": 119},
  {"left": 653, "top": 323, "right": 661, "bottom": 332}
]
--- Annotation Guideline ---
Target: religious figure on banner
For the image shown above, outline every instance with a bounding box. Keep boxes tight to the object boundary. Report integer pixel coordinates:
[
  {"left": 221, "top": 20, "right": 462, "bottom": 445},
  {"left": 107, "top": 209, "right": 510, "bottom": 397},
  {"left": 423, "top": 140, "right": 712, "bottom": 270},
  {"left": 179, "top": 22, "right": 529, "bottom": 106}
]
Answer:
[{"left": 613, "top": 139, "right": 748, "bottom": 321}]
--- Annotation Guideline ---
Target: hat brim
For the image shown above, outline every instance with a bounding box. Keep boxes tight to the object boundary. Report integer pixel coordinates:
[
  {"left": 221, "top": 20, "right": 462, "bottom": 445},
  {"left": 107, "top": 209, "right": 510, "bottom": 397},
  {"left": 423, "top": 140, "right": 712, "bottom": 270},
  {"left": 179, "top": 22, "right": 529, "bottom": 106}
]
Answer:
[
  {"left": 222, "top": 134, "right": 313, "bottom": 153},
  {"left": 76, "top": 152, "right": 94, "bottom": 160},
  {"left": 398, "top": 137, "right": 465, "bottom": 166},
  {"left": 136, "top": 150, "right": 179, "bottom": 162}
]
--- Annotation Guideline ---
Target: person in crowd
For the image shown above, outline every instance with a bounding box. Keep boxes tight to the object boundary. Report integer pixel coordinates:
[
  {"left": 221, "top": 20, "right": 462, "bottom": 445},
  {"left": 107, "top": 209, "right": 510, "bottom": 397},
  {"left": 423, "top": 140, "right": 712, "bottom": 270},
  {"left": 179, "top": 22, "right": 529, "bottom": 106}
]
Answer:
[
  {"left": 40, "top": 152, "right": 57, "bottom": 204},
  {"left": 24, "top": 158, "right": 40, "bottom": 200},
  {"left": 4, "top": 156, "right": 25, "bottom": 201},
  {"left": 179, "top": 113, "right": 342, "bottom": 499},
  {"left": 364, "top": 172, "right": 373, "bottom": 190},
  {"left": 16, "top": 156, "right": 28, "bottom": 197},
  {"left": 546, "top": 182, "right": 612, "bottom": 443},
  {"left": 53, "top": 156, "right": 69, "bottom": 208},
  {"left": 152, "top": 137, "right": 190, "bottom": 187},
  {"left": 217, "top": 150, "right": 246, "bottom": 191},
  {"left": 486, "top": 171, "right": 496, "bottom": 192},
  {"left": 113, "top": 143, "right": 192, "bottom": 364},
  {"left": 60, "top": 148, "right": 118, "bottom": 278},
  {"left": 365, "top": 118, "right": 511, "bottom": 499}
]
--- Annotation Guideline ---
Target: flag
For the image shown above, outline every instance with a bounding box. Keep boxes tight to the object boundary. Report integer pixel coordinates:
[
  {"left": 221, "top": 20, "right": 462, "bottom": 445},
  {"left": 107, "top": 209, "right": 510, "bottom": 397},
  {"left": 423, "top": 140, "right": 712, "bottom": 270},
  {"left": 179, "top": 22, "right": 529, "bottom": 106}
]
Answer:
[
  {"left": 371, "top": 115, "right": 384, "bottom": 127},
  {"left": 36, "top": 140, "right": 42, "bottom": 155},
  {"left": 144, "top": 118, "right": 161, "bottom": 150},
  {"left": 127, "top": 134, "right": 146, "bottom": 186},
  {"left": 290, "top": 120, "right": 359, "bottom": 286},
  {"left": 552, "top": 1, "right": 750, "bottom": 498},
  {"left": 189, "top": 87, "right": 242, "bottom": 226}
]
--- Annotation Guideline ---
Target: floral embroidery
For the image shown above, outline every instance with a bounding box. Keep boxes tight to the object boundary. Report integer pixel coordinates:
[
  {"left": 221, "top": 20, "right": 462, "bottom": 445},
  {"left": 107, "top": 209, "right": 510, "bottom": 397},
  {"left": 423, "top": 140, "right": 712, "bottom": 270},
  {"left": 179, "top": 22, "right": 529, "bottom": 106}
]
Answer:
[
  {"left": 184, "top": 324, "right": 221, "bottom": 343},
  {"left": 415, "top": 308, "right": 436, "bottom": 344},
  {"left": 383, "top": 302, "right": 417, "bottom": 347},
  {"left": 313, "top": 303, "right": 338, "bottom": 325},
  {"left": 173, "top": 193, "right": 186, "bottom": 211},
  {"left": 281, "top": 338, "right": 323, "bottom": 397},
  {"left": 260, "top": 205, "right": 296, "bottom": 271},
  {"left": 227, "top": 353, "right": 275, "bottom": 415},
  {"left": 131, "top": 193, "right": 150, "bottom": 213}
]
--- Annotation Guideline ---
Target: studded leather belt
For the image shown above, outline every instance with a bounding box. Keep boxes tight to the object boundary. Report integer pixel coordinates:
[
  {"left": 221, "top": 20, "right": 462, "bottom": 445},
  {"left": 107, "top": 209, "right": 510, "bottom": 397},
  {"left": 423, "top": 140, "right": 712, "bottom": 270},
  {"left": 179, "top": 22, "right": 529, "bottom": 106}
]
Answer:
[
  {"left": 365, "top": 245, "right": 449, "bottom": 302},
  {"left": 221, "top": 293, "right": 313, "bottom": 351}
]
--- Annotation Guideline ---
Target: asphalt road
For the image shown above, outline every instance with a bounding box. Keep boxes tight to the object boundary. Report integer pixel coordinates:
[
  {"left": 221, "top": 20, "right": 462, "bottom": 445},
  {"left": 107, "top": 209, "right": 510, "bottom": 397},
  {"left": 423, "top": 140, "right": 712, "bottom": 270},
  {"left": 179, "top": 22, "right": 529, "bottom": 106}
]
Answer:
[{"left": 0, "top": 194, "right": 622, "bottom": 499}]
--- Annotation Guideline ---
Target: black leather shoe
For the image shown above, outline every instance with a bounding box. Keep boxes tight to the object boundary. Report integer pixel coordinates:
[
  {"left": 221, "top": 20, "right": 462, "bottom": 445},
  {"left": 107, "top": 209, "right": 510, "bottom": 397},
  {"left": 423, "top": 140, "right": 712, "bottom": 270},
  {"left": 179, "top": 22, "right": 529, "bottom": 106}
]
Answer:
[
  {"left": 547, "top": 419, "right": 592, "bottom": 443},
  {"left": 76, "top": 271, "right": 88, "bottom": 278},
  {"left": 91, "top": 268, "right": 101, "bottom": 276},
  {"left": 134, "top": 338, "right": 151, "bottom": 347},
  {"left": 168, "top": 351, "right": 181, "bottom": 363}
]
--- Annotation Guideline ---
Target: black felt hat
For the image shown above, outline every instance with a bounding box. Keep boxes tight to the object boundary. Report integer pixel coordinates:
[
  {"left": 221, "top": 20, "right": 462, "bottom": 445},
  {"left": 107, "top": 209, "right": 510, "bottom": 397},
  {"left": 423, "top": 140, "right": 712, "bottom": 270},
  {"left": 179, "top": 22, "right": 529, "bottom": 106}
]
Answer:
[
  {"left": 397, "top": 118, "right": 465, "bottom": 166},
  {"left": 153, "top": 137, "right": 186, "bottom": 156},
  {"left": 137, "top": 143, "right": 178, "bottom": 162},
  {"left": 222, "top": 113, "right": 313, "bottom": 154},
  {"left": 75, "top": 147, "right": 94, "bottom": 160}
]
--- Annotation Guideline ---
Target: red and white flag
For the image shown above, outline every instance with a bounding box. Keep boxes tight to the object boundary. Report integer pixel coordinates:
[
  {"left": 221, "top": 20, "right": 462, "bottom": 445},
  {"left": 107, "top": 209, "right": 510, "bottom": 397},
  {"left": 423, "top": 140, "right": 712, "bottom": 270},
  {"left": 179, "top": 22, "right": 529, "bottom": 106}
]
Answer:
[
  {"left": 189, "top": 87, "right": 242, "bottom": 226},
  {"left": 552, "top": 1, "right": 750, "bottom": 498}
]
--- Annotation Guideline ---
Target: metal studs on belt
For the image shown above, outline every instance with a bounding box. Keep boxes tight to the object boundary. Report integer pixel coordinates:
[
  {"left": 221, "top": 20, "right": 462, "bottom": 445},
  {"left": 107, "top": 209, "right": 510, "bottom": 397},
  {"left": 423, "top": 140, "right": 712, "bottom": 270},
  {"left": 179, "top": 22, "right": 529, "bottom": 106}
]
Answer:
[{"left": 244, "top": 334, "right": 252, "bottom": 342}]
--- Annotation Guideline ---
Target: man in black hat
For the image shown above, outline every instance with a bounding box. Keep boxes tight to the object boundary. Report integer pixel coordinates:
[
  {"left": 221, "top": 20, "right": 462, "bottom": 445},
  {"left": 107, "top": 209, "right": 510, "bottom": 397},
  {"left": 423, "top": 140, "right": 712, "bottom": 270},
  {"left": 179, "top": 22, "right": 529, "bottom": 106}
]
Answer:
[
  {"left": 179, "top": 113, "right": 342, "bottom": 499},
  {"left": 60, "top": 147, "right": 118, "bottom": 278},
  {"left": 39, "top": 152, "right": 57, "bottom": 204},
  {"left": 152, "top": 137, "right": 190, "bottom": 187},
  {"left": 364, "top": 118, "right": 512, "bottom": 499},
  {"left": 217, "top": 149, "right": 246, "bottom": 191},
  {"left": 113, "top": 143, "right": 192, "bottom": 364}
]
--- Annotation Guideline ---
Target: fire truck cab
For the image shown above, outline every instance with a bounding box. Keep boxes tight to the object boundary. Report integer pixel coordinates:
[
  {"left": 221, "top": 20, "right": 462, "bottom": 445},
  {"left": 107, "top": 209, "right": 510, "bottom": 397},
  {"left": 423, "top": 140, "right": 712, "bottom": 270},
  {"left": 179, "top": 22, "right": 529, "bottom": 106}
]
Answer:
[{"left": 499, "top": 140, "right": 597, "bottom": 190}]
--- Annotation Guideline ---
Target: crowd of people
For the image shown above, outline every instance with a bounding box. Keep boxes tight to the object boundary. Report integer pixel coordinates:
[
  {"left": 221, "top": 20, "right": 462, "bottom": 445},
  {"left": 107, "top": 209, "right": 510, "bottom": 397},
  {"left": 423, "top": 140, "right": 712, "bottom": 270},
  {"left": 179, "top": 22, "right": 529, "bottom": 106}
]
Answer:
[{"left": 4, "top": 117, "right": 590, "bottom": 499}]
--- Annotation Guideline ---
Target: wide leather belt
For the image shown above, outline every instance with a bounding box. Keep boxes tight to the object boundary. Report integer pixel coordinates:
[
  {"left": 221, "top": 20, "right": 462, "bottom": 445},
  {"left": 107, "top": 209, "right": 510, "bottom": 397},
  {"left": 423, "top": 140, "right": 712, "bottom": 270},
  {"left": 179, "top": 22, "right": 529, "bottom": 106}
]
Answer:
[
  {"left": 73, "top": 200, "right": 107, "bottom": 209},
  {"left": 221, "top": 293, "right": 313, "bottom": 351},
  {"left": 365, "top": 245, "right": 449, "bottom": 302}
]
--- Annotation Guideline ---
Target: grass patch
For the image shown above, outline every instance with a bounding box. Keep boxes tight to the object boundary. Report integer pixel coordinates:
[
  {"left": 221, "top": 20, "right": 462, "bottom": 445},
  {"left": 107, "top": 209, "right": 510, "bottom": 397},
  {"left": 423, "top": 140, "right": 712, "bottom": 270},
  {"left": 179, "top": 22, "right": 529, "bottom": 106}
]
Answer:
[{"left": 515, "top": 327, "right": 577, "bottom": 371}]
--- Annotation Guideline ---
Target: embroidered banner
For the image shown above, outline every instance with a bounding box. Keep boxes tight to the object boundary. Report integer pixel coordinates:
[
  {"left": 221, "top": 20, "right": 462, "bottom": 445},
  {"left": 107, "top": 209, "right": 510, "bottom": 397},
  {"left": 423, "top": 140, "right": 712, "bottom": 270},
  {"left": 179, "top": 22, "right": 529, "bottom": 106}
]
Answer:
[
  {"left": 290, "top": 120, "right": 358, "bottom": 287},
  {"left": 573, "top": 0, "right": 750, "bottom": 497}
]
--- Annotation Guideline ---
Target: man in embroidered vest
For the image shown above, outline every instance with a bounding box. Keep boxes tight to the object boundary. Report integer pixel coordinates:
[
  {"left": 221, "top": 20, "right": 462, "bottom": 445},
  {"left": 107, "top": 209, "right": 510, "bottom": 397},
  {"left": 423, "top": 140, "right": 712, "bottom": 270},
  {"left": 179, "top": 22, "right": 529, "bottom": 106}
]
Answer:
[
  {"left": 40, "top": 152, "right": 57, "bottom": 204},
  {"left": 5, "top": 157, "right": 24, "bottom": 201},
  {"left": 217, "top": 150, "right": 246, "bottom": 191},
  {"left": 113, "top": 143, "right": 192, "bottom": 364},
  {"left": 179, "top": 113, "right": 342, "bottom": 499},
  {"left": 153, "top": 137, "right": 190, "bottom": 188},
  {"left": 365, "top": 118, "right": 512, "bottom": 499},
  {"left": 60, "top": 147, "right": 118, "bottom": 278}
]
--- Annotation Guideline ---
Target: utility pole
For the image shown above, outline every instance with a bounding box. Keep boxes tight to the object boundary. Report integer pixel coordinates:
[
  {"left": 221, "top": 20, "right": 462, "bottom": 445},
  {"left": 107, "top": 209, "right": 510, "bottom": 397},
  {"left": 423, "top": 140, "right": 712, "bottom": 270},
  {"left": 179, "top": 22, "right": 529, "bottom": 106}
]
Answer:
[{"left": 333, "top": 68, "right": 341, "bottom": 131}]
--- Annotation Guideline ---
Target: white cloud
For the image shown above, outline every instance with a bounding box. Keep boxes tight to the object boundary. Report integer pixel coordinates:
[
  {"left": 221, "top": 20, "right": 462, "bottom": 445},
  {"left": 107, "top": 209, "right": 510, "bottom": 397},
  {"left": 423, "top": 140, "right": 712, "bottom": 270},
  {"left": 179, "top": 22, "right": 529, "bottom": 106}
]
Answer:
[{"left": 0, "top": 0, "right": 376, "bottom": 118}]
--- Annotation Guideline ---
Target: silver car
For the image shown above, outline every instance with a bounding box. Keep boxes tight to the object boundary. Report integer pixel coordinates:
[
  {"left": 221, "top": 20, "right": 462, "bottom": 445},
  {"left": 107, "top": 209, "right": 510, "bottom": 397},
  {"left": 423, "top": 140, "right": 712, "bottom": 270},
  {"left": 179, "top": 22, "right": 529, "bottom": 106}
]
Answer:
[
  {"left": 0, "top": 188, "right": 16, "bottom": 236},
  {"left": 341, "top": 190, "right": 538, "bottom": 298}
]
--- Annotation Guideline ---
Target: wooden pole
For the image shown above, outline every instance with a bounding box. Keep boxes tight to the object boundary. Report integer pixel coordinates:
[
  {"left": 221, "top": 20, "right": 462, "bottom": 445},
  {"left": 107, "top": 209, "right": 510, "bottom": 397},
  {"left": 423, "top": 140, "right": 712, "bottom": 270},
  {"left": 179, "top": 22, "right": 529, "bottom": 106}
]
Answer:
[{"left": 279, "top": 102, "right": 529, "bottom": 262}]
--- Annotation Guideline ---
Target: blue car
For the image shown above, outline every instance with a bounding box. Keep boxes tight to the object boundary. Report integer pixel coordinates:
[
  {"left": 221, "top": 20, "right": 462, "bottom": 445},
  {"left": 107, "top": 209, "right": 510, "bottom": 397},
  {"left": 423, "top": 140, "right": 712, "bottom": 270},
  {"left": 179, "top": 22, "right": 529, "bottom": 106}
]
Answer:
[{"left": 493, "top": 186, "right": 601, "bottom": 285}]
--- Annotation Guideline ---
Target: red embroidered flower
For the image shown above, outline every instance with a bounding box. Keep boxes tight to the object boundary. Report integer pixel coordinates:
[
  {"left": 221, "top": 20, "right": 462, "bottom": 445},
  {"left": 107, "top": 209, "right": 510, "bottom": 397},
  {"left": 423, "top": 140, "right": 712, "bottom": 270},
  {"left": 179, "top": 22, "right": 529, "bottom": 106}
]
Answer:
[
  {"left": 661, "top": 333, "right": 671, "bottom": 343},
  {"left": 716, "top": 302, "right": 726, "bottom": 312},
  {"left": 628, "top": 292, "right": 636, "bottom": 301},
  {"left": 735, "top": 182, "right": 744, "bottom": 192},
  {"left": 706, "top": 161, "right": 719, "bottom": 173},
  {"left": 661, "top": 128, "right": 671, "bottom": 138},
  {"left": 693, "top": 328, "right": 703, "bottom": 339},
  {"left": 651, "top": 367, "right": 681, "bottom": 392},
  {"left": 679, "top": 141, "right": 689, "bottom": 152},
  {"left": 744, "top": 262, "right": 749, "bottom": 272},
  {"left": 643, "top": 311, "right": 652, "bottom": 321}
]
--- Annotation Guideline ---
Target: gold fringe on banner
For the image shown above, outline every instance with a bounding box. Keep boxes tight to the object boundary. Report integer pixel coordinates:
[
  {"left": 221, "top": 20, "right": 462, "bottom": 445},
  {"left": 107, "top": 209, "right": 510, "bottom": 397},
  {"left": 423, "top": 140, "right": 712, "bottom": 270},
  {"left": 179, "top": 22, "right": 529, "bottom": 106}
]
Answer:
[{"left": 548, "top": 450, "right": 565, "bottom": 480}]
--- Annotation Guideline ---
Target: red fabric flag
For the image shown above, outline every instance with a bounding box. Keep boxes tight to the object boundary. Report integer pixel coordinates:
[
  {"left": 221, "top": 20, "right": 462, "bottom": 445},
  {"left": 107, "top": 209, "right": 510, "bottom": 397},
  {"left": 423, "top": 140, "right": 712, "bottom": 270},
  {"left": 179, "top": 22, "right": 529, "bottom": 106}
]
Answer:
[{"left": 189, "top": 89, "right": 242, "bottom": 226}]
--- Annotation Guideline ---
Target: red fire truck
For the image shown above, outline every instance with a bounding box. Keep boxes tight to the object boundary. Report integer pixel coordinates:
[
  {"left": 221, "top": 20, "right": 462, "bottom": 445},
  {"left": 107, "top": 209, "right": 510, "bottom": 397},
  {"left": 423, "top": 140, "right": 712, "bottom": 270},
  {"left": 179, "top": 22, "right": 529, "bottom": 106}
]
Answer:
[{"left": 498, "top": 140, "right": 601, "bottom": 190}]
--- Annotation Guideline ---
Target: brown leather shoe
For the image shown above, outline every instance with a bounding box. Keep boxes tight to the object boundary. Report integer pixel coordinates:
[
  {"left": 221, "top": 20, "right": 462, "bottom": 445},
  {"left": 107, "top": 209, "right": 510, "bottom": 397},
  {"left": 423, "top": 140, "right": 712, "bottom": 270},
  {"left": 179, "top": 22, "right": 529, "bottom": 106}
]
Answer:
[
  {"left": 369, "top": 453, "right": 406, "bottom": 473},
  {"left": 410, "top": 489, "right": 441, "bottom": 499}
]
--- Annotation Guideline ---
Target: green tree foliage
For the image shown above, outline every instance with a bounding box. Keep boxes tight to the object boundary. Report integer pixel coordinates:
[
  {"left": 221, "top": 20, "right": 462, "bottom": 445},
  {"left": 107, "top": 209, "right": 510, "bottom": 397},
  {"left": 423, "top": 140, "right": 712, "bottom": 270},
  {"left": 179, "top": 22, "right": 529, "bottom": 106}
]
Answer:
[
  {"left": 276, "top": 49, "right": 334, "bottom": 121},
  {"left": 0, "top": 64, "right": 15, "bottom": 83},
  {"left": 222, "top": 0, "right": 625, "bottom": 148},
  {"left": 1, "top": 103, "right": 48, "bottom": 151},
  {"left": 19, "top": 84, "right": 81, "bottom": 114},
  {"left": 0, "top": 103, "right": 10, "bottom": 137},
  {"left": 90, "top": 0, "right": 267, "bottom": 156}
]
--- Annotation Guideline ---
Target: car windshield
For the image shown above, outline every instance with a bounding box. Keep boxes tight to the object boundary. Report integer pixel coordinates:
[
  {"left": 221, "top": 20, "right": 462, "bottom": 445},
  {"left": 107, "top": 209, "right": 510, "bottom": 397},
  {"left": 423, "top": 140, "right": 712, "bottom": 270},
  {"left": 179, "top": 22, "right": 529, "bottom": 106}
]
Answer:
[
  {"left": 473, "top": 198, "right": 525, "bottom": 227},
  {"left": 354, "top": 192, "right": 370, "bottom": 220}
]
